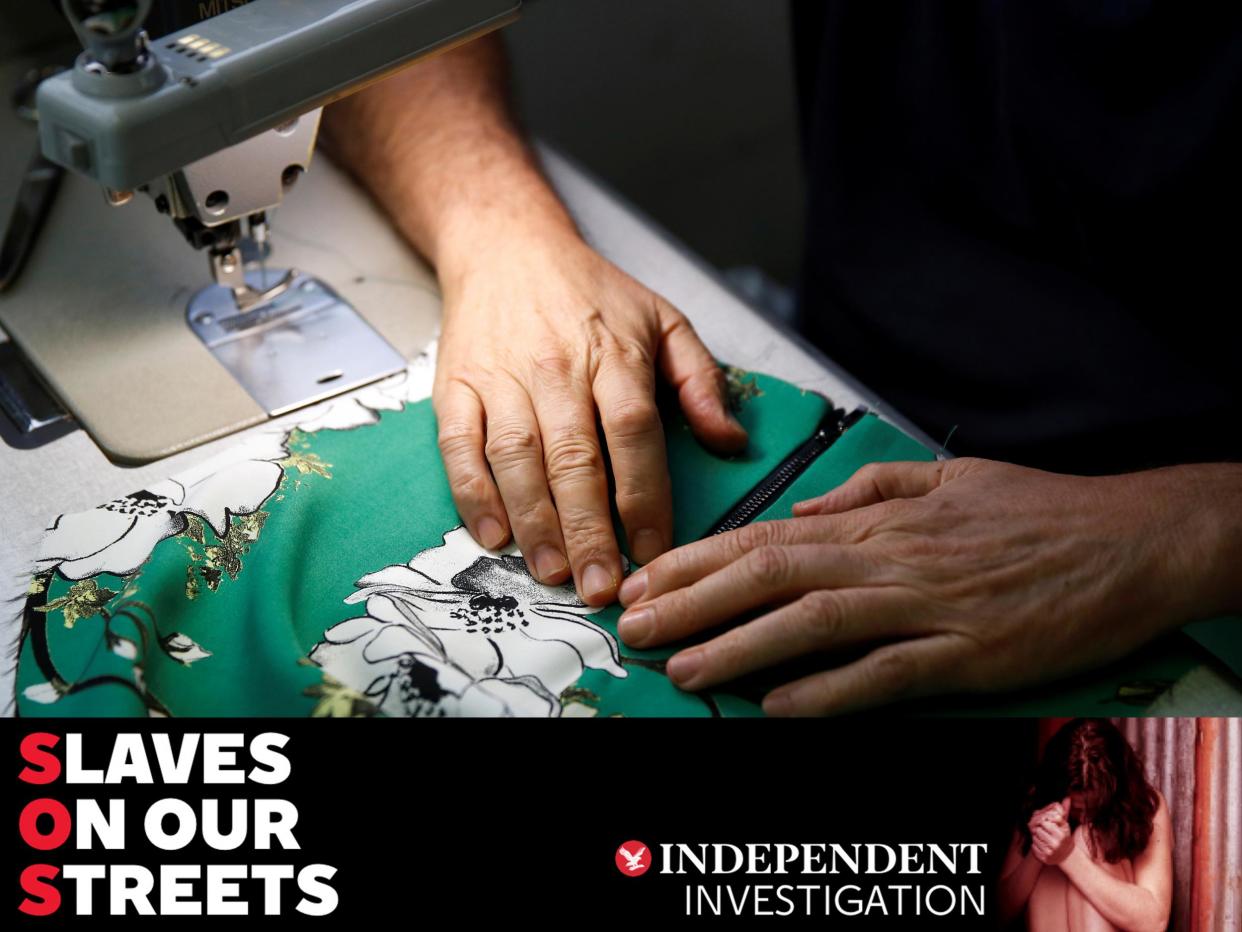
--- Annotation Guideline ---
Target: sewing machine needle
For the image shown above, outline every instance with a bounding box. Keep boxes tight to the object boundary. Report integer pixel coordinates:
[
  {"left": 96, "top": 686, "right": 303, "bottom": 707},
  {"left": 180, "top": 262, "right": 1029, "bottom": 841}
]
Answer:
[{"left": 250, "top": 213, "right": 269, "bottom": 288}]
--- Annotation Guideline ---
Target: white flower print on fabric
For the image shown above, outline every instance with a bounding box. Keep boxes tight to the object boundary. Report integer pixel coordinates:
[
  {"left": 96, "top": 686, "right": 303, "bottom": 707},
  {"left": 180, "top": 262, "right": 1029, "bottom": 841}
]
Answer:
[
  {"left": 309, "top": 526, "right": 627, "bottom": 717},
  {"left": 310, "top": 628, "right": 559, "bottom": 717},
  {"left": 161, "top": 633, "right": 212, "bottom": 665},
  {"left": 30, "top": 346, "right": 438, "bottom": 584},
  {"left": 10, "top": 347, "right": 441, "bottom": 716},
  {"left": 35, "top": 431, "right": 288, "bottom": 581},
  {"left": 22, "top": 682, "right": 62, "bottom": 705}
]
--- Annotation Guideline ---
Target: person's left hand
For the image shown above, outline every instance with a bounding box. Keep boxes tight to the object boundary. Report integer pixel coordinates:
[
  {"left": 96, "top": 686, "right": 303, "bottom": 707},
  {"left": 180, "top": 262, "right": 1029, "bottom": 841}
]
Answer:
[{"left": 614, "top": 457, "right": 1222, "bottom": 716}]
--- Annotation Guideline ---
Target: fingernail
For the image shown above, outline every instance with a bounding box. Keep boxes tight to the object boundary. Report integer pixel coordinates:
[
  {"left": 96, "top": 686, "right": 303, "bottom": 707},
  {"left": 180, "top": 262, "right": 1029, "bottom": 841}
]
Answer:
[
  {"left": 533, "top": 545, "right": 569, "bottom": 583},
  {"left": 617, "top": 608, "right": 653, "bottom": 645},
  {"left": 665, "top": 649, "right": 703, "bottom": 686},
  {"left": 763, "top": 690, "right": 794, "bottom": 717},
  {"left": 617, "top": 570, "right": 648, "bottom": 607},
  {"left": 630, "top": 528, "right": 664, "bottom": 565},
  {"left": 581, "top": 563, "right": 616, "bottom": 602},
  {"left": 726, "top": 412, "right": 748, "bottom": 441},
  {"left": 477, "top": 516, "right": 506, "bottom": 550},
  {"left": 793, "top": 495, "right": 827, "bottom": 515}
]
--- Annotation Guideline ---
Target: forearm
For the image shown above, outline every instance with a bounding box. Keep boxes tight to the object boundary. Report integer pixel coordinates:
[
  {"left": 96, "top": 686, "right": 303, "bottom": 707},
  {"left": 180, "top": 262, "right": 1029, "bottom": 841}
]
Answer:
[
  {"left": 321, "top": 35, "right": 578, "bottom": 287},
  {"left": 1059, "top": 847, "right": 1166, "bottom": 932},
  {"left": 1156, "top": 463, "right": 1242, "bottom": 618}
]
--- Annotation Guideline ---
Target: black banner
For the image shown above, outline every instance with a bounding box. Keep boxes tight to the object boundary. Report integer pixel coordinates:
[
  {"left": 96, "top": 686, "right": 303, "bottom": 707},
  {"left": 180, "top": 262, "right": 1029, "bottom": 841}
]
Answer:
[{"left": 6, "top": 718, "right": 1037, "bottom": 927}]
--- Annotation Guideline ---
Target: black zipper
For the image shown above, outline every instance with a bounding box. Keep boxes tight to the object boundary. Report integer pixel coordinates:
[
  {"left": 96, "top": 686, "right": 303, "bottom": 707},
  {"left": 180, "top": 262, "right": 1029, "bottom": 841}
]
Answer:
[{"left": 705, "top": 406, "right": 862, "bottom": 536}]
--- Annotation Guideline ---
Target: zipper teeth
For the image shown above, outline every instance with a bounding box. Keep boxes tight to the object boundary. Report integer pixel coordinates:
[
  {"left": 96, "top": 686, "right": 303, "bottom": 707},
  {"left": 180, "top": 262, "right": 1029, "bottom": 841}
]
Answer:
[{"left": 708, "top": 407, "right": 852, "bottom": 535}]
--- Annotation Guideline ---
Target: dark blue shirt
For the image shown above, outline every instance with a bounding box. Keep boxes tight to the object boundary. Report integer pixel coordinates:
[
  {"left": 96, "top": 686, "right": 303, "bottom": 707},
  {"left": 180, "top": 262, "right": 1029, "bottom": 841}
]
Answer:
[{"left": 792, "top": 1, "right": 1242, "bottom": 473}]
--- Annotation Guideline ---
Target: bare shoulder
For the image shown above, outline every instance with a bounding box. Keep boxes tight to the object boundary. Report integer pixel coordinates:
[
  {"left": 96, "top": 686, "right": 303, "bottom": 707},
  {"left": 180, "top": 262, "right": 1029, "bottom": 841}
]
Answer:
[
  {"left": 1141, "top": 788, "right": 1173, "bottom": 863},
  {"left": 1153, "top": 789, "right": 1171, "bottom": 826}
]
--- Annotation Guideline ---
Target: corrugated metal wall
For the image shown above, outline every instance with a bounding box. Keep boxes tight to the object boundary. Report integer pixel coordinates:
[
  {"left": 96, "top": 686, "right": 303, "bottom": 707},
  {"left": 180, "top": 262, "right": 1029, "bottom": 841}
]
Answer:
[
  {"left": 1189, "top": 719, "right": 1242, "bottom": 931},
  {"left": 1115, "top": 718, "right": 1242, "bottom": 932},
  {"left": 1117, "top": 718, "right": 1197, "bottom": 930}
]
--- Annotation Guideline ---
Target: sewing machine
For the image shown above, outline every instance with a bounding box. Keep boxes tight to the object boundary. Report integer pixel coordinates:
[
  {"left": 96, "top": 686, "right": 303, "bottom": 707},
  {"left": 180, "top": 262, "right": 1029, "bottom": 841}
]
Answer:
[{"left": 27, "top": 0, "right": 519, "bottom": 420}]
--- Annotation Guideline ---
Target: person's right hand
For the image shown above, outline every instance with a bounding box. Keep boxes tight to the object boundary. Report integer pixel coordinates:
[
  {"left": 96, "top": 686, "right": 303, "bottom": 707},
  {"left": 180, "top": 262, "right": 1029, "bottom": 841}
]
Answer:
[
  {"left": 1029, "top": 798, "right": 1074, "bottom": 865},
  {"left": 432, "top": 225, "right": 748, "bottom": 606},
  {"left": 1029, "top": 800, "right": 1065, "bottom": 826}
]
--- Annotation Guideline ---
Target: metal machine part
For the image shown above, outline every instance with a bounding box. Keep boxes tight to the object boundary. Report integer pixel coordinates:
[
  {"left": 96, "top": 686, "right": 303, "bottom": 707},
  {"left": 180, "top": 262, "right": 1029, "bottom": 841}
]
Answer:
[
  {"left": 203, "top": 234, "right": 296, "bottom": 312},
  {"left": 0, "top": 340, "right": 73, "bottom": 446},
  {"left": 26, "top": 0, "right": 520, "bottom": 426},
  {"left": 185, "top": 268, "right": 406, "bottom": 417},
  {"left": 62, "top": 1, "right": 155, "bottom": 73},
  {"left": 143, "top": 106, "right": 322, "bottom": 307},
  {"left": 41, "top": 0, "right": 522, "bottom": 293},
  {"left": 145, "top": 109, "right": 321, "bottom": 231},
  {"left": 38, "top": 0, "right": 522, "bottom": 304},
  {"left": 37, "top": 0, "right": 523, "bottom": 190}
]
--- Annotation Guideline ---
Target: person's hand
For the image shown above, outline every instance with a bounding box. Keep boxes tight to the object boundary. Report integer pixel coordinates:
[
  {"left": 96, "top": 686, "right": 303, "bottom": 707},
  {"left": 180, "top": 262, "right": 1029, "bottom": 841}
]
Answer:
[
  {"left": 1028, "top": 800, "right": 1066, "bottom": 829},
  {"left": 1029, "top": 798, "right": 1073, "bottom": 865},
  {"left": 433, "top": 225, "right": 747, "bottom": 605},
  {"left": 614, "top": 457, "right": 1227, "bottom": 714}
]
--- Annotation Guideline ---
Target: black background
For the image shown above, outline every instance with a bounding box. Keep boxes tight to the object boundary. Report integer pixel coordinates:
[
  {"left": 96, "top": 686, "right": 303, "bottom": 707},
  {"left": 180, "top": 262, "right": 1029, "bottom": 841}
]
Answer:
[{"left": 6, "top": 718, "right": 1039, "bottom": 928}]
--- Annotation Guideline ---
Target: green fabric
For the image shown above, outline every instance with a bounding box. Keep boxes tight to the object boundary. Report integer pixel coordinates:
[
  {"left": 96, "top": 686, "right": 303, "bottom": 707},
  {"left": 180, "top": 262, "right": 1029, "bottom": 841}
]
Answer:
[
  {"left": 16, "top": 366, "right": 1240, "bottom": 718},
  {"left": 764, "top": 412, "right": 935, "bottom": 520},
  {"left": 925, "top": 635, "right": 1206, "bottom": 717},
  {"left": 663, "top": 370, "right": 829, "bottom": 544},
  {"left": 16, "top": 369, "right": 830, "bottom": 719},
  {"left": 1182, "top": 617, "right": 1242, "bottom": 679}
]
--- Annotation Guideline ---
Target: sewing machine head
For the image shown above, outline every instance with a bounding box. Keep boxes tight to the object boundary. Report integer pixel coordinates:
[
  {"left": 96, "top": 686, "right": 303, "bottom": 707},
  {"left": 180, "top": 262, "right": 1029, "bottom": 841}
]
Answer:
[
  {"left": 46, "top": 1, "right": 330, "bottom": 312},
  {"left": 30, "top": 0, "right": 519, "bottom": 416}
]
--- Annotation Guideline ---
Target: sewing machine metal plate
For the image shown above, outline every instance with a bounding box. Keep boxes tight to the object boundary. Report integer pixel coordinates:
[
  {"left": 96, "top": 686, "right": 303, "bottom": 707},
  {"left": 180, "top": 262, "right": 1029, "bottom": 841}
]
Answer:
[{"left": 186, "top": 268, "right": 406, "bottom": 417}]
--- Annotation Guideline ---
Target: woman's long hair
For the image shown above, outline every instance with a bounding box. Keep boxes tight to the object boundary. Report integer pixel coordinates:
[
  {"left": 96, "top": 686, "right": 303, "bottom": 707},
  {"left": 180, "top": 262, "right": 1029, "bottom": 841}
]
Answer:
[{"left": 1019, "top": 719, "right": 1159, "bottom": 863}]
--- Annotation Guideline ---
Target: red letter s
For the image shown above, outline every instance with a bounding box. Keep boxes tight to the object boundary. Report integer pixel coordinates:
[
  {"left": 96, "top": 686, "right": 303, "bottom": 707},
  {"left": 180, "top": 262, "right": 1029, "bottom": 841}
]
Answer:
[
  {"left": 19, "top": 865, "right": 61, "bottom": 916},
  {"left": 19, "top": 733, "right": 62, "bottom": 785}
]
